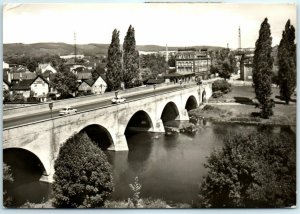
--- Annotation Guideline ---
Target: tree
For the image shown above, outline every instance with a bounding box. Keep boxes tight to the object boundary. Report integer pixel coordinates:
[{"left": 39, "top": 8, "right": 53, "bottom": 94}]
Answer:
[
  {"left": 168, "top": 54, "right": 176, "bottom": 67},
  {"left": 210, "top": 49, "right": 237, "bottom": 79},
  {"left": 252, "top": 18, "right": 274, "bottom": 118},
  {"left": 277, "top": 20, "right": 296, "bottom": 104},
  {"left": 197, "top": 131, "right": 296, "bottom": 208},
  {"left": 140, "top": 54, "right": 168, "bottom": 77},
  {"left": 50, "top": 64, "right": 77, "bottom": 98},
  {"left": 106, "top": 29, "right": 123, "bottom": 91},
  {"left": 3, "top": 163, "right": 14, "bottom": 207},
  {"left": 27, "top": 59, "right": 38, "bottom": 72},
  {"left": 123, "top": 25, "right": 139, "bottom": 89},
  {"left": 52, "top": 132, "right": 114, "bottom": 208}
]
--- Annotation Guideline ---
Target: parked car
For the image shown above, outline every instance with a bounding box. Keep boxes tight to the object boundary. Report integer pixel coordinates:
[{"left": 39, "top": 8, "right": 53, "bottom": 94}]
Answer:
[
  {"left": 59, "top": 107, "right": 77, "bottom": 115},
  {"left": 111, "top": 97, "right": 126, "bottom": 104}
]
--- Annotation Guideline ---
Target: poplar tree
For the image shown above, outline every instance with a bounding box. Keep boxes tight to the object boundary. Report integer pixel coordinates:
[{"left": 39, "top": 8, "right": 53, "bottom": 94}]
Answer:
[
  {"left": 106, "top": 29, "right": 123, "bottom": 91},
  {"left": 123, "top": 25, "right": 139, "bottom": 88},
  {"left": 277, "top": 20, "right": 296, "bottom": 104},
  {"left": 252, "top": 18, "right": 274, "bottom": 118}
]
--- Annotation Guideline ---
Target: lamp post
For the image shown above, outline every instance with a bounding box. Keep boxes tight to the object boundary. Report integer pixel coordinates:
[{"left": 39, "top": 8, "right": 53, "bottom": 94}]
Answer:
[
  {"left": 49, "top": 102, "right": 53, "bottom": 119},
  {"left": 198, "top": 79, "right": 202, "bottom": 106}
]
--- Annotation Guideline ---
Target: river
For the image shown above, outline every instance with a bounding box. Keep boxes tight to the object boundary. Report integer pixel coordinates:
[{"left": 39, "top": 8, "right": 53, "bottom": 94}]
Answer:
[{"left": 5, "top": 121, "right": 295, "bottom": 207}]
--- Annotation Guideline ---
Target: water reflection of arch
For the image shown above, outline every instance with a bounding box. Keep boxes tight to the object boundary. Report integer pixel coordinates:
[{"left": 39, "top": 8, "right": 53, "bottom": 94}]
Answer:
[
  {"left": 125, "top": 110, "right": 154, "bottom": 167},
  {"left": 126, "top": 132, "right": 154, "bottom": 170},
  {"left": 79, "top": 124, "right": 113, "bottom": 150},
  {"left": 185, "top": 95, "right": 198, "bottom": 111},
  {"left": 3, "top": 148, "right": 46, "bottom": 185},
  {"left": 160, "top": 101, "right": 180, "bottom": 124}
]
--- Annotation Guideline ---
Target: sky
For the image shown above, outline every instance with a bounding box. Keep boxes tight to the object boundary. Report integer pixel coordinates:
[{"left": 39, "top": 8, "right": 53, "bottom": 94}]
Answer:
[{"left": 3, "top": 2, "right": 297, "bottom": 48}]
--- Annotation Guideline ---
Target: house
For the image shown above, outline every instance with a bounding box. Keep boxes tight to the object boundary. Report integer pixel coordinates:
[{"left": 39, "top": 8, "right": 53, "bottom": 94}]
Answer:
[
  {"left": 240, "top": 52, "right": 254, "bottom": 81},
  {"left": 9, "top": 68, "right": 37, "bottom": 85},
  {"left": 78, "top": 75, "right": 107, "bottom": 94},
  {"left": 3, "top": 79, "right": 10, "bottom": 91},
  {"left": 3, "top": 61, "right": 9, "bottom": 69},
  {"left": 10, "top": 75, "right": 49, "bottom": 102},
  {"left": 175, "top": 48, "right": 211, "bottom": 80},
  {"left": 38, "top": 63, "right": 57, "bottom": 74},
  {"left": 77, "top": 72, "right": 92, "bottom": 80}
]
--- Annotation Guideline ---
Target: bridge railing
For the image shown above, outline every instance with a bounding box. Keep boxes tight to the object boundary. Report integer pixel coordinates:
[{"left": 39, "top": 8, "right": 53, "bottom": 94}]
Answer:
[{"left": 3, "top": 84, "right": 202, "bottom": 131}]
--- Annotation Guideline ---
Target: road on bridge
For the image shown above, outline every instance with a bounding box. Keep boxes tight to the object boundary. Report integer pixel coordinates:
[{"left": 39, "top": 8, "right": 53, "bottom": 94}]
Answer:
[{"left": 3, "top": 85, "right": 189, "bottom": 129}]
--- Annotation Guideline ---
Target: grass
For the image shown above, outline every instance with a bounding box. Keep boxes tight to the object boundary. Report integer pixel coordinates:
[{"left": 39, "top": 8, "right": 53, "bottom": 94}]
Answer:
[{"left": 190, "top": 86, "right": 296, "bottom": 126}]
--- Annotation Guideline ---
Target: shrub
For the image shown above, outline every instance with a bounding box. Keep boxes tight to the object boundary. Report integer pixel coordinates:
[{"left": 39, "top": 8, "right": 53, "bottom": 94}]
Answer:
[
  {"left": 197, "top": 131, "right": 296, "bottom": 208},
  {"left": 212, "top": 91, "right": 223, "bottom": 98},
  {"left": 52, "top": 133, "right": 114, "bottom": 208},
  {"left": 212, "top": 79, "right": 231, "bottom": 92},
  {"left": 3, "top": 163, "right": 14, "bottom": 208}
]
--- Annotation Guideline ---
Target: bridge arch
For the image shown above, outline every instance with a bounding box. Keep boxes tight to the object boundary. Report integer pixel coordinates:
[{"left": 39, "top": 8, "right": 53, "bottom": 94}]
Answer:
[
  {"left": 79, "top": 124, "right": 113, "bottom": 150},
  {"left": 3, "top": 148, "right": 47, "bottom": 185},
  {"left": 125, "top": 110, "right": 154, "bottom": 134},
  {"left": 185, "top": 95, "right": 198, "bottom": 111},
  {"left": 160, "top": 101, "right": 180, "bottom": 123},
  {"left": 202, "top": 90, "right": 207, "bottom": 103}
]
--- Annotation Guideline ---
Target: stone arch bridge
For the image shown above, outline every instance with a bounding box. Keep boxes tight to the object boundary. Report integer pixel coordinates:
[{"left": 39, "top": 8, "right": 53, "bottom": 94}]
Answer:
[{"left": 3, "top": 84, "right": 212, "bottom": 182}]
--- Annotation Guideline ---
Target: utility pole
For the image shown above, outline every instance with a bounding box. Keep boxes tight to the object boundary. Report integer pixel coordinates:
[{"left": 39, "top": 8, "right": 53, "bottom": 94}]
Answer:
[
  {"left": 74, "top": 32, "right": 77, "bottom": 63},
  {"left": 238, "top": 26, "right": 241, "bottom": 49}
]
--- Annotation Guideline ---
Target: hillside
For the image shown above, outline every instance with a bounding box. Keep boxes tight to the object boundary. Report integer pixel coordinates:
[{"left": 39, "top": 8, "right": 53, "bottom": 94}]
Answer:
[{"left": 3, "top": 43, "right": 224, "bottom": 58}]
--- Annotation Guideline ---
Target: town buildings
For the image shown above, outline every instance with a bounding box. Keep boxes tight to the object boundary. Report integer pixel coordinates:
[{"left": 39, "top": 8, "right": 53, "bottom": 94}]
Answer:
[{"left": 175, "top": 48, "right": 211, "bottom": 80}]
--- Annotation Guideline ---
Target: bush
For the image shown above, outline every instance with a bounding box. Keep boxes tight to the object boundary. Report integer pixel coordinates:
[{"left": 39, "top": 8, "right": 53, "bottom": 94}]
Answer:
[
  {"left": 3, "top": 163, "right": 14, "bottom": 208},
  {"left": 212, "top": 79, "right": 231, "bottom": 92},
  {"left": 212, "top": 91, "right": 223, "bottom": 98},
  {"left": 197, "top": 131, "right": 296, "bottom": 208},
  {"left": 52, "top": 133, "right": 114, "bottom": 208}
]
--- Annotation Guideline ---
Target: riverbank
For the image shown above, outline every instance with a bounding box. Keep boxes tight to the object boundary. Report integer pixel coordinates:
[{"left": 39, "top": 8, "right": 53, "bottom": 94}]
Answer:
[
  {"left": 189, "top": 85, "right": 296, "bottom": 126},
  {"left": 190, "top": 102, "right": 296, "bottom": 126}
]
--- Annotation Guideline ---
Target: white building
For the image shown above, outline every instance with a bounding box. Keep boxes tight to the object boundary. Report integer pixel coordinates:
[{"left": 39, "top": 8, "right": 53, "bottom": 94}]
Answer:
[
  {"left": 38, "top": 63, "right": 57, "bottom": 74},
  {"left": 3, "top": 61, "right": 9, "bottom": 69},
  {"left": 60, "top": 54, "right": 85, "bottom": 59},
  {"left": 78, "top": 75, "right": 107, "bottom": 94}
]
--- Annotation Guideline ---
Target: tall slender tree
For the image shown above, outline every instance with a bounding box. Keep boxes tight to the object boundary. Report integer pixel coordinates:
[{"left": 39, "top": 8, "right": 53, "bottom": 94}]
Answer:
[
  {"left": 106, "top": 29, "right": 123, "bottom": 91},
  {"left": 123, "top": 25, "right": 139, "bottom": 88},
  {"left": 277, "top": 20, "right": 296, "bottom": 104},
  {"left": 252, "top": 18, "right": 274, "bottom": 118}
]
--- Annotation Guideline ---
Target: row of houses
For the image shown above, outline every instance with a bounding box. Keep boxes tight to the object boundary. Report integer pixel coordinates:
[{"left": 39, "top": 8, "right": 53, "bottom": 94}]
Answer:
[{"left": 3, "top": 62, "right": 108, "bottom": 102}]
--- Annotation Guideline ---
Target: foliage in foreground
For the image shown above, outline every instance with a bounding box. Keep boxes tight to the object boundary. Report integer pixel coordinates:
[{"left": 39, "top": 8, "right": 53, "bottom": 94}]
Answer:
[
  {"left": 52, "top": 132, "right": 114, "bottom": 208},
  {"left": 197, "top": 131, "right": 296, "bottom": 208},
  {"left": 3, "top": 163, "right": 14, "bottom": 208}
]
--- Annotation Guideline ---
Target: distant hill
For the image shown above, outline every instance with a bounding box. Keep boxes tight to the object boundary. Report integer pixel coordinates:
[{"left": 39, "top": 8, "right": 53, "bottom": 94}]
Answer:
[{"left": 3, "top": 43, "right": 225, "bottom": 58}]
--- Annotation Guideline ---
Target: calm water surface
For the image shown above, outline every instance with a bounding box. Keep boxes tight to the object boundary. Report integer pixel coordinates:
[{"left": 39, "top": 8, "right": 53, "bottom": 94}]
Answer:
[{"left": 6, "top": 121, "right": 295, "bottom": 206}]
